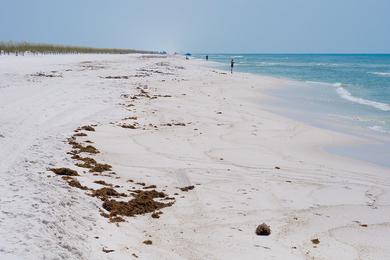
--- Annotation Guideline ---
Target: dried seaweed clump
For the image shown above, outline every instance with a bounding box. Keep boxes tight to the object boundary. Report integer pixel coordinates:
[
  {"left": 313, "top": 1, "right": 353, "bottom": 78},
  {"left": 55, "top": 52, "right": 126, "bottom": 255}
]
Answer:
[
  {"left": 144, "top": 185, "right": 157, "bottom": 189},
  {"left": 79, "top": 145, "right": 99, "bottom": 154},
  {"left": 68, "top": 139, "right": 99, "bottom": 154},
  {"left": 105, "top": 75, "right": 130, "bottom": 79},
  {"left": 92, "top": 187, "right": 127, "bottom": 200},
  {"left": 63, "top": 177, "right": 89, "bottom": 190},
  {"left": 120, "top": 124, "right": 138, "bottom": 129},
  {"left": 50, "top": 168, "right": 79, "bottom": 176},
  {"left": 94, "top": 180, "right": 113, "bottom": 187},
  {"left": 102, "top": 248, "right": 115, "bottom": 253},
  {"left": 72, "top": 154, "right": 112, "bottom": 173},
  {"left": 151, "top": 211, "right": 163, "bottom": 218},
  {"left": 123, "top": 116, "right": 138, "bottom": 120},
  {"left": 180, "top": 185, "right": 195, "bottom": 192},
  {"left": 73, "top": 132, "right": 87, "bottom": 137},
  {"left": 74, "top": 156, "right": 97, "bottom": 168},
  {"left": 161, "top": 122, "right": 186, "bottom": 127},
  {"left": 311, "top": 238, "right": 320, "bottom": 244},
  {"left": 110, "top": 216, "right": 125, "bottom": 223},
  {"left": 81, "top": 125, "right": 95, "bottom": 131},
  {"left": 90, "top": 163, "right": 112, "bottom": 173},
  {"left": 31, "top": 72, "right": 62, "bottom": 78},
  {"left": 102, "top": 190, "right": 173, "bottom": 218}
]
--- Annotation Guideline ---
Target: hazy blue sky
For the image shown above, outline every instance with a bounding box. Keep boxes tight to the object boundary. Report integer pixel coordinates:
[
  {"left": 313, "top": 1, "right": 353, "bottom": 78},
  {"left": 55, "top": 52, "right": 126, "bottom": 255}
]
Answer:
[{"left": 1, "top": 0, "right": 389, "bottom": 53}]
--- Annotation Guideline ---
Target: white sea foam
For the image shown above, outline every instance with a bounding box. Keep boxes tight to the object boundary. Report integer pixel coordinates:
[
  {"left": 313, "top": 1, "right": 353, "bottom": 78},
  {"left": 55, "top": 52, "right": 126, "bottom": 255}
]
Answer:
[
  {"left": 305, "top": 80, "right": 328, "bottom": 85},
  {"left": 369, "top": 72, "right": 390, "bottom": 77},
  {"left": 333, "top": 82, "right": 344, "bottom": 87},
  {"left": 369, "top": 125, "right": 390, "bottom": 134},
  {"left": 335, "top": 86, "right": 390, "bottom": 112}
]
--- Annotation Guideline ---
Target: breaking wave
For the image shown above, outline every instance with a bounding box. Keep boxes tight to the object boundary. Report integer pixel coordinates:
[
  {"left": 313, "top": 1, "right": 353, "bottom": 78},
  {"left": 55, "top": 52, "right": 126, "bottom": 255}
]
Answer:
[
  {"left": 335, "top": 84, "right": 390, "bottom": 112},
  {"left": 369, "top": 72, "right": 390, "bottom": 77}
]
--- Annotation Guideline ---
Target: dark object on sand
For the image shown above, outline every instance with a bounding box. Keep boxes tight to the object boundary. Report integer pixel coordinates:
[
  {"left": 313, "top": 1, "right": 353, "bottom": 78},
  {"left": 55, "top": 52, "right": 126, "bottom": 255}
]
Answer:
[
  {"left": 50, "top": 167, "right": 79, "bottom": 176},
  {"left": 81, "top": 125, "right": 95, "bottom": 131},
  {"left": 102, "top": 248, "right": 115, "bottom": 253},
  {"left": 274, "top": 166, "right": 280, "bottom": 169},
  {"left": 31, "top": 72, "right": 62, "bottom": 78},
  {"left": 92, "top": 187, "right": 127, "bottom": 199},
  {"left": 73, "top": 132, "right": 87, "bottom": 137},
  {"left": 94, "top": 180, "right": 113, "bottom": 187},
  {"left": 180, "top": 185, "right": 195, "bottom": 192},
  {"left": 144, "top": 185, "right": 157, "bottom": 189},
  {"left": 311, "top": 238, "right": 320, "bottom": 244},
  {"left": 256, "top": 223, "right": 271, "bottom": 236},
  {"left": 102, "top": 190, "right": 173, "bottom": 218},
  {"left": 90, "top": 163, "right": 112, "bottom": 173},
  {"left": 121, "top": 124, "right": 137, "bottom": 129},
  {"left": 143, "top": 240, "right": 153, "bottom": 245},
  {"left": 66, "top": 177, "right": 88, "bottom": 190},
  {"left": 68, "top": 138, "right": 100, "bottom": 154},
  {"left": 151, "top": 211, "right": 163, "bottom": 218}
]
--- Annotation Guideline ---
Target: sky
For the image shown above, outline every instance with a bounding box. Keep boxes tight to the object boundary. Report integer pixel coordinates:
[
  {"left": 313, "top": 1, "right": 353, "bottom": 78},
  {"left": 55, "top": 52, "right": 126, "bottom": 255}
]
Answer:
[{"left": 0, "top": 0, "right": 389, "bottom": 53}]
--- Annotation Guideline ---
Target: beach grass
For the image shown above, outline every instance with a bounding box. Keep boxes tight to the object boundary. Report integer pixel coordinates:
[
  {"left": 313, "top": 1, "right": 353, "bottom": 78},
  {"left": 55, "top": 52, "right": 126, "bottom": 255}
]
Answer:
[{"left": 0, "top": 41, "right": 158, "bottom": 55}]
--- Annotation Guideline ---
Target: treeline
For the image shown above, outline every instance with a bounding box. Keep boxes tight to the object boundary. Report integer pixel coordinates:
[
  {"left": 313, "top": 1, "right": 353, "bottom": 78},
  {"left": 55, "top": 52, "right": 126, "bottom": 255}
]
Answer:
[{"left": 0, "top": 41, "right": 160, "bottom": 55}]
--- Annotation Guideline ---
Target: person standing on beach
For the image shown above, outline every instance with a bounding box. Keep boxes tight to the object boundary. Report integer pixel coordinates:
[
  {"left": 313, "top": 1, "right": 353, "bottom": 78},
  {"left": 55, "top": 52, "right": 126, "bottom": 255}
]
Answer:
[
  {"left": 230, "top": 59, "right": 235, "bottom": 74},
  {"left": 206, "top": 55, "right": 208, "bottom": 61}
]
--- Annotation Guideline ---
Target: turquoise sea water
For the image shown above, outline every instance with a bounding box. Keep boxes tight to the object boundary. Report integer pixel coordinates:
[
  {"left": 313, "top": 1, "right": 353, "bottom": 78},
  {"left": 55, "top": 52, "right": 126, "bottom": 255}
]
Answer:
[{"left": 194, "top": 54, "right": 390, "bottom": 134}]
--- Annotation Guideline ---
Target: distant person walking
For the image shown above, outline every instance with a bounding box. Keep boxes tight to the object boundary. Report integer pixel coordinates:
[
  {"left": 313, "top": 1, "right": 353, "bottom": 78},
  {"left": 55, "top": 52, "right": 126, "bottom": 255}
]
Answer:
[
  {"left": 230, "top": 59, "right": 235, "bottom": 74},
  {"left": 206, "top": 55, "right": 208, "bottom": 61}
]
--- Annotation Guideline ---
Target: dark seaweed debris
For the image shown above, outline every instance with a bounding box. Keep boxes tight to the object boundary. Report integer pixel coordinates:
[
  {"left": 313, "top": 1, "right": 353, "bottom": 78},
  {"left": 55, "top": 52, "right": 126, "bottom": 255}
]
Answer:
[
  {"left": 102, "top": 190, "right": 173, "bottom": 218},
  {"left": 50, "top": 168, "right": 79, "bottom": 176}
]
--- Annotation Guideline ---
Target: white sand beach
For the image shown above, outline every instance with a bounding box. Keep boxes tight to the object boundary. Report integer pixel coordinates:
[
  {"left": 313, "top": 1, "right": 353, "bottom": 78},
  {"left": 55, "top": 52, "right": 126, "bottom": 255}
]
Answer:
[{"left": 0, "top": 54, "right": 389, "bottom": 260}]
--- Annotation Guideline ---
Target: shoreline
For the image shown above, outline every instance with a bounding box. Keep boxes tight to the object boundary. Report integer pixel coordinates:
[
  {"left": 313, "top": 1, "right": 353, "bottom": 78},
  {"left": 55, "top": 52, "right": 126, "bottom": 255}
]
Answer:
[
  {"left": 194, "top": 54, "right": 390, "bottom": 128},
  {"left": 1, "top": 54, "right": 389, "bottom": 259},
  {"left": 194, "top": 56, "right": 390, "bottom": 168}
]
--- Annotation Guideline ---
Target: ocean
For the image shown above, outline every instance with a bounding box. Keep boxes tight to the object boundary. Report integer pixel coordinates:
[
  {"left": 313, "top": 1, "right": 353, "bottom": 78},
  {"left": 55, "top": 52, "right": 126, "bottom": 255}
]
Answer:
[{"left": 194, "top": 54, "right": 390, "bottom": 135}]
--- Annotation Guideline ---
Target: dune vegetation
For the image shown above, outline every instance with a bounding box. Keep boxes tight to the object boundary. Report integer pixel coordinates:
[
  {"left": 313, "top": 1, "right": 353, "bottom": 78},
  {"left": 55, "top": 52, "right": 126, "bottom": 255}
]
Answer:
[{"left": 0, "top": 41, "right": 158, "bottom": 55}]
